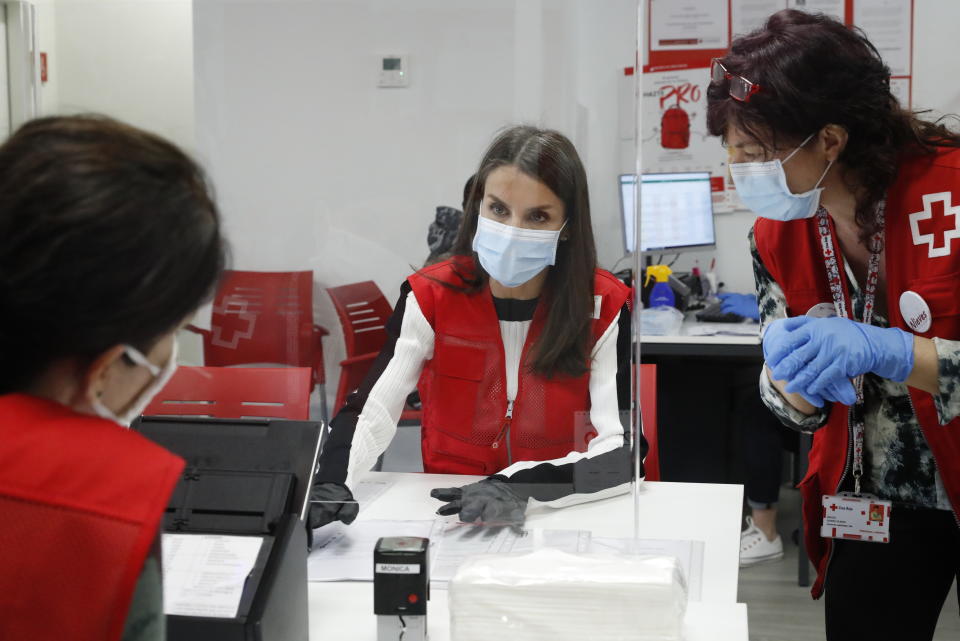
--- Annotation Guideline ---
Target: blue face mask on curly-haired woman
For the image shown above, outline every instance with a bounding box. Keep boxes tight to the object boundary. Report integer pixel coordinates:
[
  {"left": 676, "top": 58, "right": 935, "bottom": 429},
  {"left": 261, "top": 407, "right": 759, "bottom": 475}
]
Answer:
[{"left": 729, "top": 131, "right": 833, "bottom": 221}]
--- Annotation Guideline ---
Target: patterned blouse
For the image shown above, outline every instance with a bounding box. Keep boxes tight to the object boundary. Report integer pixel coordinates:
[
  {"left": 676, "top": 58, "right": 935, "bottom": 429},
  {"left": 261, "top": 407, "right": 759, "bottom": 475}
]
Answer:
[{"left": 750, "top": 228, "right": 960, "bottom": 510}]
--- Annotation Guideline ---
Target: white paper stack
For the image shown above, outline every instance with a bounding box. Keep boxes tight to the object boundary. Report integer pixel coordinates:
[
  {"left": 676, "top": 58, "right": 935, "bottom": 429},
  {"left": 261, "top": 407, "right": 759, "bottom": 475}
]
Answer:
[{"left": 449, "top": 549, "right": 687, "bottom": 641}]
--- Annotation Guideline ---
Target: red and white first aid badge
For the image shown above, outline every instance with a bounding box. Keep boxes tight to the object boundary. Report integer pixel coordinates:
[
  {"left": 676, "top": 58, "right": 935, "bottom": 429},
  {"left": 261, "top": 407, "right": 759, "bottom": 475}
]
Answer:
[{"left": 821, "top": 493, "right": 892, "bottom": 544}]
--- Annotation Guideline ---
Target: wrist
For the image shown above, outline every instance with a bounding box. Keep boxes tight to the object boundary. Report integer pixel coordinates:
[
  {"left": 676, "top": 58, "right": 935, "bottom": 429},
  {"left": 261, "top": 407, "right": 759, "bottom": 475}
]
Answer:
[{"left": 865, "top": 325, "right": 915, "bottom": 382}]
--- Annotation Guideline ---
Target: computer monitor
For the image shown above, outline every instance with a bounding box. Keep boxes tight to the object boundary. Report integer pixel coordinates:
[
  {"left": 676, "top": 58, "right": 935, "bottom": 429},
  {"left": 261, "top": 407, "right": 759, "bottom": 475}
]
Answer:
[
  {"left": 633, "top": 171, "right": 716, "bottom": 254},
  {"left": 618, "top": 174, "right": 638, "bottom": 254}
]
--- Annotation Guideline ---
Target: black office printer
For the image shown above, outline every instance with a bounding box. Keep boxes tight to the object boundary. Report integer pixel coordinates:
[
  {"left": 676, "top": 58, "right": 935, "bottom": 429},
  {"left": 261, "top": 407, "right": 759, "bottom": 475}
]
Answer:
[{"left": 132, "top": 416, "right": 323, "bottom": 641}]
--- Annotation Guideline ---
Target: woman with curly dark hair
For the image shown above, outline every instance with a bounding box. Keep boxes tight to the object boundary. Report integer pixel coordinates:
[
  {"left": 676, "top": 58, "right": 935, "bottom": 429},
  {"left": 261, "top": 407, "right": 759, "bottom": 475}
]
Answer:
[{"left": 707, "top": 9, "right": 960, "bottom": 639}]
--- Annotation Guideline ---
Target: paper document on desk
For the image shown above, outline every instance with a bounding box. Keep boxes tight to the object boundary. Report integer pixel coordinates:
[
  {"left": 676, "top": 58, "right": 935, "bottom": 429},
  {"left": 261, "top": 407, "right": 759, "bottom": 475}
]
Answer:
[
  {"left": 162, "top": 533, "right": 264, "bottom": 618},
  {"left": 352, "top": 478, "right": 393, "bottom": 513},
  {"left": 308, "top": 519, "right": 433, "bottom": 582},
  {"left": 307, "top": 519, "right": 591, "bottom": 584},
  {"left": 588, "top": 537, "right": 705, "bottom": 601},
  {"left": 686, "top": 324, "right": 759, "bottom": 337}
]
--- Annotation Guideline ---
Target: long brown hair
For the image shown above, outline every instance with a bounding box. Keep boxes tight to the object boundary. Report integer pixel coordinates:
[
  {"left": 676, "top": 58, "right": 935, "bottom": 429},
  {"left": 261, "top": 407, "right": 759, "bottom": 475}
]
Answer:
[
  {"left": 706, "top": 9, "right": 960, "bottom": 238},
  {"left": 448, "top": 125, "right": 598, "bottom": 378}
]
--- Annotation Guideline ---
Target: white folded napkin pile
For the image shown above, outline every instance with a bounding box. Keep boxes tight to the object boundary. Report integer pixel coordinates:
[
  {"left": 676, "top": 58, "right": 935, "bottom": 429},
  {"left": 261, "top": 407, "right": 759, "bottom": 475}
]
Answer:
[{"left": 449, "top": 548, "right": 687, "bottom": 641}]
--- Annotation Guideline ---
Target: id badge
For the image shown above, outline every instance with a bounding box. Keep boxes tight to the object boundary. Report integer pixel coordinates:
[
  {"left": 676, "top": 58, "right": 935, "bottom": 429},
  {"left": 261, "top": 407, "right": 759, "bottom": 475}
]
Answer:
[{"left": 821, "top": 493, "right": 892, "bottom": 543}]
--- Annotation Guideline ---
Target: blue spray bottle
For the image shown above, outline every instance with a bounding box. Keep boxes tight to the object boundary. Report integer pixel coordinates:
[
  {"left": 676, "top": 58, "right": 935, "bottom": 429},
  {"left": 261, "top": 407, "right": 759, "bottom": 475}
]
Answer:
[{"left": 645, "top": 264, "right": 675, "bottom": 308}]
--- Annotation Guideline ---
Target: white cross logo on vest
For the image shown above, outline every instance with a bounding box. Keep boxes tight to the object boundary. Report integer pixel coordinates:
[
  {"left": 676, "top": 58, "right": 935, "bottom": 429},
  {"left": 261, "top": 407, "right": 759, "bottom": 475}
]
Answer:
[{"left": 909, "top": 191, "right": 960, "bottom": 258}]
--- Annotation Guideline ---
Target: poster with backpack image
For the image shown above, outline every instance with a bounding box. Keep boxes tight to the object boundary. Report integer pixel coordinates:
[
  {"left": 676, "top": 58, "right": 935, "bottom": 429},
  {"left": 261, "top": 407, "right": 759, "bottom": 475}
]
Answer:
[{"left": 641, "top": 65, "right": 733, "bottom": 213}]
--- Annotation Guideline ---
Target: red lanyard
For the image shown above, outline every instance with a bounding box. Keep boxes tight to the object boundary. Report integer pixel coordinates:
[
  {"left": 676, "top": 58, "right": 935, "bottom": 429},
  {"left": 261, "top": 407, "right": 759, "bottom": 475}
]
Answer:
[{"left": 815, "top": 202, "right": 885, "bottom": 493}]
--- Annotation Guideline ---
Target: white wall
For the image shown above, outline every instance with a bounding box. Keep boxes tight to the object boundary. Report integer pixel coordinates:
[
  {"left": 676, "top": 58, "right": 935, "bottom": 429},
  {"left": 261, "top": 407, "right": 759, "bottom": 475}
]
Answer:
[
  {"left": 911, "top": 0, "right": 960, "bottom": 118},
  {"left": 193, "top": 0, "right": 636, "bottom": 395},
  {"left": 48, "top": 0, "right": 194, "bottom": 151}
]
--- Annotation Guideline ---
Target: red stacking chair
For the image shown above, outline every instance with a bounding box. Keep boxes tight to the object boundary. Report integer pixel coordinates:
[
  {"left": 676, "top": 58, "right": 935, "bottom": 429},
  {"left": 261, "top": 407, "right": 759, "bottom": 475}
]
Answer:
[
  {"left": 638, "top": 363, "right": 659, "bottom": 481},
  {"left": 186, "top": 270, "right": 329, "bottom": 421},
  {"left": 326, "top": 281, "right": 421, "bottom": 423},
  {"left": 142, "top": 366, "right": 311, "bottom": 420}
]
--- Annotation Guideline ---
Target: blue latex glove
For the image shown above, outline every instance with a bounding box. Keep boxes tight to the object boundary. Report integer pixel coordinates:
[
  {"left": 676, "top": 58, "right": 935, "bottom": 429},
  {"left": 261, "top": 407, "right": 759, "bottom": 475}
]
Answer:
[
  {"left": 717, "top": 292, "right": 760, "bottom": 321},
  {"left": 762, "top": 316, "right": 857, "bottom": 407},
  {"left": 765, "top": 316, "right": 915, "bottom": 405}
]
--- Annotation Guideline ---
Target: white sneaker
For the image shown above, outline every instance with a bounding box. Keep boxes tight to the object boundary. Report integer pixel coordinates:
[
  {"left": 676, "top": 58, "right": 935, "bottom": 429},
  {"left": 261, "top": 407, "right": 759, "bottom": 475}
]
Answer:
[{"left": 739, "top": 516, "right": 784, "bottom": 567}]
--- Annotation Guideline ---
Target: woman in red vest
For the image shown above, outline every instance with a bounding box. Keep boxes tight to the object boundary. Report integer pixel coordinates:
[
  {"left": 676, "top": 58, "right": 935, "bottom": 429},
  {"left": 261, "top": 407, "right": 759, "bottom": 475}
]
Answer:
[
  {"left": 0, "top": 116, "right": 225, "bottom": 641},
  {"left": 311, "top": 125, "right": 637, "bottom": 529},
  {"left": 707, "top": 10, "right": 960, "bottom": 640}
]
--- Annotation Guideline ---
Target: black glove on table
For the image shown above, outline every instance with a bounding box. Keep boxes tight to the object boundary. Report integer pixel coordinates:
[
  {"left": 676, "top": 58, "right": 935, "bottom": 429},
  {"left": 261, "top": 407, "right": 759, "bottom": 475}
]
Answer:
[
  {"left": 430, "top": 476, "right": 528, "bottom": 526},
  {"left": 308, "top": 481, "right": 359, "bottom": 530}
]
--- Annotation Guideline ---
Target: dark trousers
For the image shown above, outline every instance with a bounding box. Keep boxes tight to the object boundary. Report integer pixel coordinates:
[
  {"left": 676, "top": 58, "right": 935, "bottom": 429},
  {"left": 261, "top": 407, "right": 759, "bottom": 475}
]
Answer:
[
  {"left": 738, "top": 367, "right": 797, "bottom": 506},
  {"left": 825, "top": 506, "right": 960, "bottom": 641}
]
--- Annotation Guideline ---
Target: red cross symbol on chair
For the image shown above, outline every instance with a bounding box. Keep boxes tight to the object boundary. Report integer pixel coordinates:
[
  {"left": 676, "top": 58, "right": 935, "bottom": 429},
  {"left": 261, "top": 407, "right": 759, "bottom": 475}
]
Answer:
[{"left": 211, "top": 296, "right": 257, "bottom": 349}]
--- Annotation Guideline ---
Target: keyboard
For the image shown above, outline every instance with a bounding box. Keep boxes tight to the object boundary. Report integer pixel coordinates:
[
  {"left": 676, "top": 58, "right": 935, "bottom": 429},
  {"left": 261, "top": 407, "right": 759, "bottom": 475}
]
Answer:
[{"left": 695, "top": 302, "right": 748, "bottom": 323}]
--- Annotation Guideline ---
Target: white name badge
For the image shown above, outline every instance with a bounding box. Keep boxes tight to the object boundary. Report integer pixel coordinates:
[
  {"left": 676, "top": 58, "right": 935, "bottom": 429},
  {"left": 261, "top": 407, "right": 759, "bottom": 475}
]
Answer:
[
  {"left": 899, "top": 290, "right": 932, "bottom": 333},
  {"left": 821, "top": 493, "right": 892, "bottom": 544}
]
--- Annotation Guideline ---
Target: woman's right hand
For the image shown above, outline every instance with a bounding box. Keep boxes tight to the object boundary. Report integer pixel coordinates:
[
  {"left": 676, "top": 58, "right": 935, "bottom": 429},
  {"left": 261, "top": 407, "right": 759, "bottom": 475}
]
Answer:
[{"left": 308, "top": 482, "right": 359, "bottom": 530}]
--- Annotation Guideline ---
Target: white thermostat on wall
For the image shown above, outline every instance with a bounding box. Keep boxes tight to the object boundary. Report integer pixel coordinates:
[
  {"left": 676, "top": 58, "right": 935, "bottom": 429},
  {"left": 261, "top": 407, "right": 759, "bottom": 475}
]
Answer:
[{"left": 378, "top": 55, "right": 408, "bottom": 88}]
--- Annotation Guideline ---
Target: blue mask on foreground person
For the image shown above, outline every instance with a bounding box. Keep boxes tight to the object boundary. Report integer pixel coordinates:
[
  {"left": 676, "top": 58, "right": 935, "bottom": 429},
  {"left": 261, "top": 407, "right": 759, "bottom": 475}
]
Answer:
[
  {"left": 729, "top": 132, "right": 833, "bottom": 221},
  {"left": 472, "top": 216, "right": 566, "bottom": 287}
]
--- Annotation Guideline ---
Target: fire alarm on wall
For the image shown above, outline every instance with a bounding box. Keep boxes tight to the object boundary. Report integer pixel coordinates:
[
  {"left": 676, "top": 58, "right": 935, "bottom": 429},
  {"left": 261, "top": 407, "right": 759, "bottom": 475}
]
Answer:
[{"left": 378, "top": 55, "right": 408, "bottom": 88}]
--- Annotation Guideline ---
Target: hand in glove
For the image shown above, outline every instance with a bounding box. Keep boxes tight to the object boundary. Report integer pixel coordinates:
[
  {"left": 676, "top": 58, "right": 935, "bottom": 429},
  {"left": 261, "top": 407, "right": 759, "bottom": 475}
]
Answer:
[
  {"left": 308, "top": 482, "right": 359, "bottom": 530},
  {"left": 430, "top": 476, "right": 528, "bottom": 526},
  {"left": 763, "top": 316, "right": 856, "bottom": 407},
  {"left": 765, "top": 316, "right": 914, "bottom": 406},
  {"left": 717, "top": 292, "right": 760, "bottom": 321}
]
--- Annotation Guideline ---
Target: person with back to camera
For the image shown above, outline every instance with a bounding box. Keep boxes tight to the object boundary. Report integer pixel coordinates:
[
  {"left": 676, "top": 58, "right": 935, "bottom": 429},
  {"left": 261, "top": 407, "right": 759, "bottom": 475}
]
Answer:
[
  {"left": 707, "top": 10, "right": 960, "bottom": 639},
  {"left": 0, "top": 116, "right": 226, "bottom": 641},
  {"left": 309, "top": 125, "right": 640, "bottom": 529}
]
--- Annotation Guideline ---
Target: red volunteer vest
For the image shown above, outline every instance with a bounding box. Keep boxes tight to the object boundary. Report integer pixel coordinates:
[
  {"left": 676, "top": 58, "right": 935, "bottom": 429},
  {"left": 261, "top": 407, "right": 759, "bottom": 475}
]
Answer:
[
  {"left": 409, "top": 257, "right": 631, "bottom": 475},
  {"left": 0, "top": 393, "right": 185, "bottom": 641},
  {"left": 754, "top": 147, "right": 960, "bottom": 598}
]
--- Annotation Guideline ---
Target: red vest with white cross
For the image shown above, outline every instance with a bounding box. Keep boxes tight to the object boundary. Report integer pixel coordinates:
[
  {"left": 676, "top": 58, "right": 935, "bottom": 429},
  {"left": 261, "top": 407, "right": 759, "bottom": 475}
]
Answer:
[
  {"left": 754, "top": 146, "right": 960, "bottom": 598},
  {"left": 408, "top": 257, "right": 630, "bottom": 475}
]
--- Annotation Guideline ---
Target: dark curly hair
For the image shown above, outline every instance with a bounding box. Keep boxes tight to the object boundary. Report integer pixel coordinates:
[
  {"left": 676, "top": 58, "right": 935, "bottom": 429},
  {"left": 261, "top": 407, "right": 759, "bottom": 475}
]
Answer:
[{"left": 706, "top": 9, "right": 960, "bottom": 238}]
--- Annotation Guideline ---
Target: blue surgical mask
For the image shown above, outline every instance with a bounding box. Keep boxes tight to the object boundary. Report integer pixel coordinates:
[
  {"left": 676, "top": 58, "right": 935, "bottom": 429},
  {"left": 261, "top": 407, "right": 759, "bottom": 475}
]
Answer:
[
  {"left": 472, "top": 216, "right": 566, "bottom": 288},
  {"left": 729, "top": 132, "right": 833, "bottom": 221}
]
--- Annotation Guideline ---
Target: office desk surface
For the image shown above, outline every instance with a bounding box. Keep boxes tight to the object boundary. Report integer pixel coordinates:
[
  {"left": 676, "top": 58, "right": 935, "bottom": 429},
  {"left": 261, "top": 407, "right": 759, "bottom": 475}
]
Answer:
[
  {"left": 642, "top": 317, "right": 761, "bottom": 357},
  {"left": 307, "top": 471, "right": 747, "bottom": 640}
]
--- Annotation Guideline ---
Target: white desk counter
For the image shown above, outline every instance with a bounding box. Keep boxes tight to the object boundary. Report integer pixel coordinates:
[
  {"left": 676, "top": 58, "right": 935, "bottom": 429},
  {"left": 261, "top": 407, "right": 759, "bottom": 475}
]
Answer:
[
  {"left": 641, "top": 316, "right": 761, "bottom": 357},
  {"left": 308, "top": 472, "right": 747, "bottom": 640},
  {"left": 642, "top": 317, "right": 761, "bottom": 346}
]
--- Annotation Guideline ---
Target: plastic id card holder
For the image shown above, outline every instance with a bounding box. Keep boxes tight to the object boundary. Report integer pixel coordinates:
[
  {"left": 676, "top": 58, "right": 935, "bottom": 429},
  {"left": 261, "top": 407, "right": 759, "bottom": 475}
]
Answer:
[{"left": 821, "top": 493, "right": 892, "bottom": 543}]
